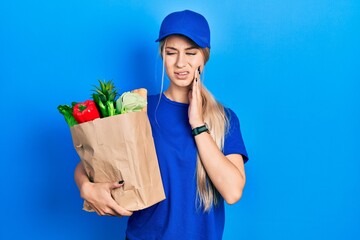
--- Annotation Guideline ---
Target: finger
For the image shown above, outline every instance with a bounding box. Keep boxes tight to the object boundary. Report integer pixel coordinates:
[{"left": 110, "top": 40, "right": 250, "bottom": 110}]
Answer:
[
  {"left": 94, "top": 203, "right": 124, "bottom": 217},
  {"left": 194, "top": 78, "right": 201, "bottom": 102},
  {"left": 91, "top": 200, "right": 121, "bottom": 217},
  {"left": 195, "top": 71, "right": 202, "bottom": 99},
  {"left": 192, "top": 76, "right": 198, "bottom": 97},
  {"left": 196, "top": 77, "right": 201, "bottom": 96},
  {"left": 191, "top": 84, "right": 197, "bottom": 104},
  {"left": 118, "top": 208, "right": 133, "bottom": 217},
  {"left": 196, "top": 67, "right": 201, "bottom": 86},
  {"left": 102, "top": 207, "right": 119, "bottom": 217},
  {"left": 111, "top": 180, "right": 124, "bottom": 190},
  {"left": 197, "top": 66, "right": 201, "bottom": 82},
  {"left": 192, "top": 66, "right": 198, "bottom": 82},
  {"left": 196, "top": 66, "right": 201, "bottom": 82},
  {"left": 110, "top": 202, "right": 133, "bottom": 217},
  {"left": 89, "top": 203, "right": 103, "bottom": 216}
]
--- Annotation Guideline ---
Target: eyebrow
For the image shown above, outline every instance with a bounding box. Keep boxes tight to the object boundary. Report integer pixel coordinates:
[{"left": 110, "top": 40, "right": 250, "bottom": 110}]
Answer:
[{"left": 165, "top": 46, "right": 198, "bottom": 51}]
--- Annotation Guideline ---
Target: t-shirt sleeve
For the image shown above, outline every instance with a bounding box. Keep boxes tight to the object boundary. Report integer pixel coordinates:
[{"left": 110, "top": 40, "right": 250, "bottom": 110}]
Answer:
[{"left": 223, "top": 108, "right": 249, "bottom": 163}]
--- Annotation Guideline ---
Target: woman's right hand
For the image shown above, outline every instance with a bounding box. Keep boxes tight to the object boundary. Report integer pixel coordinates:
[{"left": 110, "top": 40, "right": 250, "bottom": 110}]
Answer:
[
  {"left": 74, "top": 162, "right": 133, "bottom": 217},
  {"left": 80, "top": 181, "right": 133, "bottom": 217}
]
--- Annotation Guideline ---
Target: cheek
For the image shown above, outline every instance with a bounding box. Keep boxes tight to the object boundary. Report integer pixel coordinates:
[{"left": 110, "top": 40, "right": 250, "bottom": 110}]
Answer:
[
  {"left": 190, "top": 57, "right": 204, "bottom": 68},
  {"left": 164, "top": 61, "right": 172, "bottom": 75},
  {"left": 164, "top": 56, "right": 175, "bottom": 68},
  {"left": 164, "top": 56, "right": 183, "bottom": 74},
  {"left": 164, "top": 61, "right": 173, "bottom": 77}
]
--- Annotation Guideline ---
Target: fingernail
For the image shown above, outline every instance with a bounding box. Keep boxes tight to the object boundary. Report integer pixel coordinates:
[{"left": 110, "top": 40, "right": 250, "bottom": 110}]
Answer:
[
  {"left": 196, "top": 78, "right": 198, "bottom": 82},
  {"left": 198, "top": 67, "right": 201, "bottom": 74},
  {"left": 118, "top": 180, "right": 124, "bottom": 184}
]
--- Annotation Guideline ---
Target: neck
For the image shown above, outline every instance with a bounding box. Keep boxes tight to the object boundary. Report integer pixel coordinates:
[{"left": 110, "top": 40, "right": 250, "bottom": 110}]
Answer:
[{"left": 164, "top": 86, "right": 189, "bottom": 103}]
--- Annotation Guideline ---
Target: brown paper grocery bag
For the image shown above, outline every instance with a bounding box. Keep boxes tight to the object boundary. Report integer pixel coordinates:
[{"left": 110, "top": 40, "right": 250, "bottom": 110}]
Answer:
[{"left": 70, "top": 111, "right": 165, "bottom": 211}]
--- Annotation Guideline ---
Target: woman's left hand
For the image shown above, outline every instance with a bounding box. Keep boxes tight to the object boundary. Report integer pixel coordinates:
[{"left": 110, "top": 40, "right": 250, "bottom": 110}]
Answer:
[{"left": 188, "top": 67, "right": 204, "bottom": 128}]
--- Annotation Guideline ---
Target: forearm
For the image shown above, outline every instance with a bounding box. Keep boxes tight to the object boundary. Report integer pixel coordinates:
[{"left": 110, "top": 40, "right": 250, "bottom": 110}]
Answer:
[
  {"left": 73, "top": 162, "right": 132, "bottom": 216},
  {"left": 74, "top": 162, "right": 90, "bottom": 193},
  {"left": 194, "top": 132, "right": 246, "bottom": 204}
]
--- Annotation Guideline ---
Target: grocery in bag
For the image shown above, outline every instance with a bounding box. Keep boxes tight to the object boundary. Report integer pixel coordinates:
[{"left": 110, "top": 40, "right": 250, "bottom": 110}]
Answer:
[{"left": 58, "top": 80, "right": 165, "bottom": 211}]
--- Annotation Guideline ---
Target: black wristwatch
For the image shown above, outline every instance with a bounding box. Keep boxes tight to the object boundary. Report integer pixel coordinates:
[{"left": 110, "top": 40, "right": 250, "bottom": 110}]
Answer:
[{"left": 192, "top": 123, "right": 209, "bottom": 136}]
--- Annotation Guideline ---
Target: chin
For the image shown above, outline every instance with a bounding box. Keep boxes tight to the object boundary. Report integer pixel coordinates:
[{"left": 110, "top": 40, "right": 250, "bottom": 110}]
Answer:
[
  {"left": 170, "top": 78, "right": 191, "bottom": 86},
  {"left": 175, "top": 81, "right": 192, "bottom": 88}
]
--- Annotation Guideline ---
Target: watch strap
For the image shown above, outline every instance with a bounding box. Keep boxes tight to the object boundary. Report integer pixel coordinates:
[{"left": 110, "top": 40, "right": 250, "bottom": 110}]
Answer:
[{"left": 192, "top": 124, "right": 209, "bottom": 136}]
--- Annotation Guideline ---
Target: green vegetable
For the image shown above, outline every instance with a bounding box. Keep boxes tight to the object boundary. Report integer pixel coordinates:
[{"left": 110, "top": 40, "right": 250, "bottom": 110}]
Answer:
[
  {"left": 57, "top": 103, "right": 78, "bottom": 127},
  {"left": 92, "top": 94, "right": 107, "bottom": 117},
  {"left": 92, "top": 80, "right": 118, "bottom": 118},
  {"left": 116, "top": 92, "right": 147, "bottom": 114},
  {"left": 106, "top": 100, "right": 116, "bottom": 116}
]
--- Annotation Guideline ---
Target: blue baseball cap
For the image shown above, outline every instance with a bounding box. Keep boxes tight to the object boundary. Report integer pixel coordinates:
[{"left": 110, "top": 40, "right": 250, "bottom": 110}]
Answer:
[{"left": 155, "top": 10, "right": 211, "bottom": 48}]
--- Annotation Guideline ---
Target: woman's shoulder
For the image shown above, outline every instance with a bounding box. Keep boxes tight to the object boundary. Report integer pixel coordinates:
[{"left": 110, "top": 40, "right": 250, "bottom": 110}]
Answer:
[{"left": 223, "top": 106, "right": 238, "bottom": 121}]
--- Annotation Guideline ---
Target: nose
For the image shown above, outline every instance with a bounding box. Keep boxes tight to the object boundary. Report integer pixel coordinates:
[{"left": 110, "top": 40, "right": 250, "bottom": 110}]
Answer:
[{"left": 176, "top": 52, "right": 186, "bottom": 68}]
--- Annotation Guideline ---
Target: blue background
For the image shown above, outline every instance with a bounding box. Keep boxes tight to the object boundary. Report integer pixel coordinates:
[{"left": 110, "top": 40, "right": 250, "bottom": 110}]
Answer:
[{"left": 1, "top": 0, "right": 359, "bottom": 239}]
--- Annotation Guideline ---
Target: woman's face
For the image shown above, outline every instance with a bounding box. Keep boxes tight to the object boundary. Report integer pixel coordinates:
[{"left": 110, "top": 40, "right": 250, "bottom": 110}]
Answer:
[{"left": 163, "top": 35, "right": 205, "bottom": 89}]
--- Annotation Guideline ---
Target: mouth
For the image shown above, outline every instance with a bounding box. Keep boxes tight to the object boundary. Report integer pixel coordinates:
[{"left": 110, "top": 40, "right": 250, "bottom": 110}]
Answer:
[{"left": 174, "top": 71, "right": 190, "bottom": 80}]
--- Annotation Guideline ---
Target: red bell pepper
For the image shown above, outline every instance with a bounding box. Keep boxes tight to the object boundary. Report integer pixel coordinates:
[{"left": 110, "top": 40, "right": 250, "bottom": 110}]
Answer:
[{"left": 73, "top": 100, "right": 100, "bottom": 123}]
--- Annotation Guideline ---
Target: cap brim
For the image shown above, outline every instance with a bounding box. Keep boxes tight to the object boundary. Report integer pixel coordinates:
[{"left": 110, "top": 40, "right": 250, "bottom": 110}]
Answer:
[{"left": 155, "top": 32, "right": 208, "bottom": 48}]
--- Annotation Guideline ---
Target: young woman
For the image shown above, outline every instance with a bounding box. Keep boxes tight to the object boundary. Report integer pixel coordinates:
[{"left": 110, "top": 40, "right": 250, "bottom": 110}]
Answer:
[{"left": 74, "top": 10, "right": 248, "bottom": 239}]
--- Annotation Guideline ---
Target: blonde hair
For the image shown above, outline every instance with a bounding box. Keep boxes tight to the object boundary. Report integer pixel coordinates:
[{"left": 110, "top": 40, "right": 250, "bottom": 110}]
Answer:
[{"left": 159, "top": 39, "right": 229, "bottom": 211}]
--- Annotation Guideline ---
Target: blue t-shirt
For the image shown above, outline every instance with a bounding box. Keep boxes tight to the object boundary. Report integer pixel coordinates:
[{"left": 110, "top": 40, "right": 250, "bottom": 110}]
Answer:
[{"left": 126, "top": 93, "right": 248, "bottom": 240}]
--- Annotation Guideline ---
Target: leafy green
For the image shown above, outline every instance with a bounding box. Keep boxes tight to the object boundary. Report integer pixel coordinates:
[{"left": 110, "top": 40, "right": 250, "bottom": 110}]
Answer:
[
  {"left": 116, "top": 92, "right": 147, "bottom": 114},
  {"left": 57, "top": 104, "right": 78, "bottom": 127}
]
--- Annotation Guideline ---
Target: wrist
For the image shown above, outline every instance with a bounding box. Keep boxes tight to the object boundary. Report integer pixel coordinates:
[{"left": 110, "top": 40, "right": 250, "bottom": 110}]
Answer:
[
  {"left": 190, "top": 122, "right": 205, "bottom": 129},
  {"left": 191, "top": 123, "right": 209, "bottom": 136}
]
